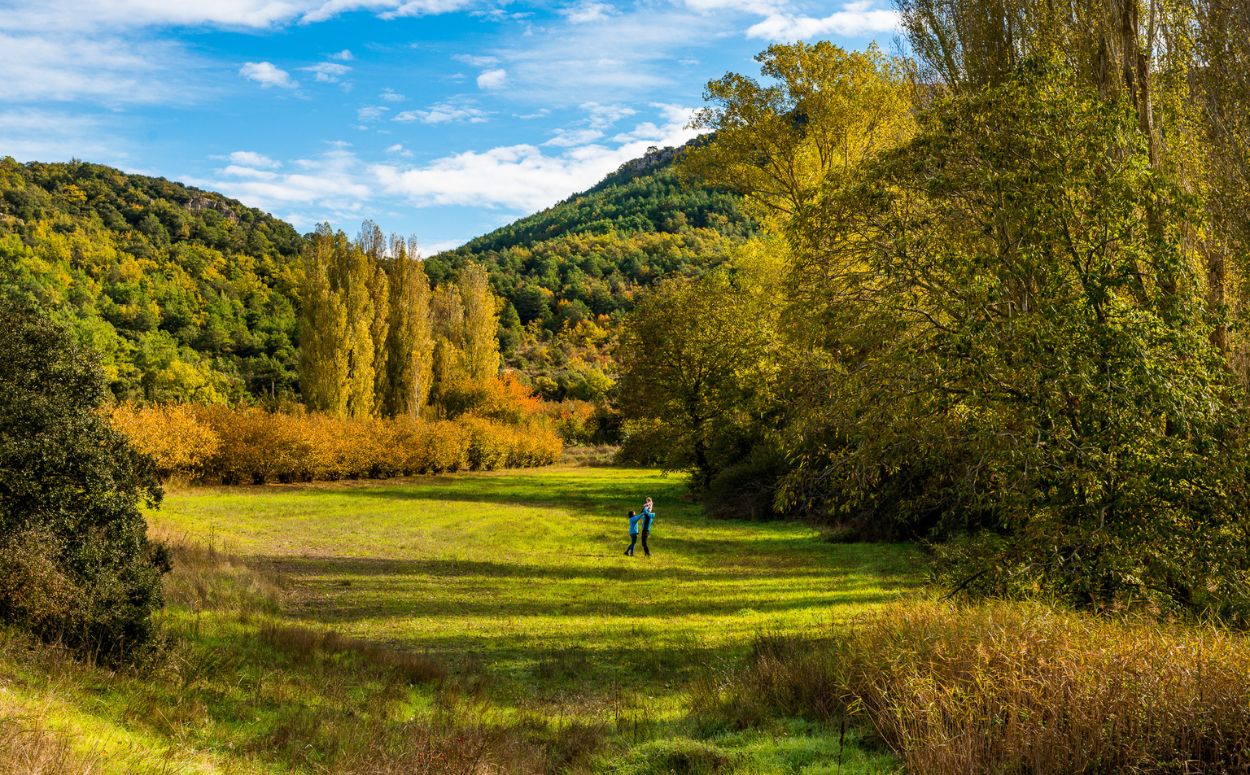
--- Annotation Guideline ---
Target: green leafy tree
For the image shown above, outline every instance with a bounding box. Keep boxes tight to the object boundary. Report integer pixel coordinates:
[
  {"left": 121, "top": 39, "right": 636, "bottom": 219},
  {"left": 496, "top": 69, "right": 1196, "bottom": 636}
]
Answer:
[
  {"left": 618, "top": 251, "right": 782, "bottom": 490},
  {"left": 792, "top": 62, "right": 1250, "bottom": 612},
  {"left": 0, "top": 299, "right": 168, "bottom": 662}
]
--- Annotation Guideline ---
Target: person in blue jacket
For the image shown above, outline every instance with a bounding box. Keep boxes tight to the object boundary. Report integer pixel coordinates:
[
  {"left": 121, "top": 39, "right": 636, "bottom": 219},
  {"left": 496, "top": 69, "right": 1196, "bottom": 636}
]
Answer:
[
  {"left": 625, "top": 510, "right": 644, "bottom": 556},
  {"left": 640, "top": 497, "right": 655, "bottom": 557}
]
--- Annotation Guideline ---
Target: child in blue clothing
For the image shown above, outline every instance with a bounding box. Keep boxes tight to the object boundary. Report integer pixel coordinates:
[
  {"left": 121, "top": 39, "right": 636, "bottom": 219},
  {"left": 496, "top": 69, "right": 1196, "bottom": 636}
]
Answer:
[
  {"left": 625, "top": 510, "right": 644, "bottom": 556},
  {"left": 640, "top": 498, "right": 655, "bottom": 556}
]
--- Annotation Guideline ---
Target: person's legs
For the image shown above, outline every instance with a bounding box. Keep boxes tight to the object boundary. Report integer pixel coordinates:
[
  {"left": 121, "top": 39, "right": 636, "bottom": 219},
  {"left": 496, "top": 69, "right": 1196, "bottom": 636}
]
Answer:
[
  {"left": 641, "top": 530, "right": 650, "bottom": 556},
  {"left": 625, "top": 533, "right": 637, "bottom": 556}
]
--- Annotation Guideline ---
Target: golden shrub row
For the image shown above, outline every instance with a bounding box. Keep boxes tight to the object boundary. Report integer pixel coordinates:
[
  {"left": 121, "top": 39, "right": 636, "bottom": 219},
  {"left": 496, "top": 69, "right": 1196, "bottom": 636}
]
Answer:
[{"left": 109, "top": 404, "right": 562, "bottom": 484}]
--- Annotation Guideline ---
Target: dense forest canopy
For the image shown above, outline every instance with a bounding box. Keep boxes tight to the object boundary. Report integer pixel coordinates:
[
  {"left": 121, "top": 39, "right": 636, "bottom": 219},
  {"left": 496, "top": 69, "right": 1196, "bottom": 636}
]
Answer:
[
  {"left": 0, "top": 158, "right": 303, "bottom": 403},
  {"left": 0, "top": 143, "right": 751, "bottom": 405}
]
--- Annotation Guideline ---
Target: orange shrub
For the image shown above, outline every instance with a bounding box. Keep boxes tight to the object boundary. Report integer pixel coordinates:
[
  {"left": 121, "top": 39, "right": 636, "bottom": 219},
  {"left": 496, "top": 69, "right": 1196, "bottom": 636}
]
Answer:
[
  {"left": 109, "top": 403, "right": 220, "bottom": 478},
  {"left": 110, "top": 404, "right": 559, "bottom": 483}
]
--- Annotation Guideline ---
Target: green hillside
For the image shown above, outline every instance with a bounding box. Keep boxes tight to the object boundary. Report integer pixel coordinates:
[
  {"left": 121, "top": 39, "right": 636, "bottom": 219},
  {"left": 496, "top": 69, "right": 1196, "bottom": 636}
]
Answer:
[
  {"left": 0, "top": 145, "right": 749, "bottom": 404},
  {"left": 0, "top": 157, "right": 303, "bottom": 403},
  {"left": 424, "top": 142, "right": 754, "bottom": 400},
  {"left": 427, "top": 143, "right": 753, "bottom": 330}
]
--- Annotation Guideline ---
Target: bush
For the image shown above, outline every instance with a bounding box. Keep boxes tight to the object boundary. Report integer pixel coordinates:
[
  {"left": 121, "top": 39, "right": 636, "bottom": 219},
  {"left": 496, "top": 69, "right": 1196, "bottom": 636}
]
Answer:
[
  {"left": 699, "top": 601, "right": 1250, "bottom": 773},
  {"left": 110, "top": 404, "right": 561, "bottom": 484},
  {"left": 109, "top": 403, "right": 220, "bottom": 479},
  {"left": 0, "top": 300, "right": 167, "bottom": 663}
]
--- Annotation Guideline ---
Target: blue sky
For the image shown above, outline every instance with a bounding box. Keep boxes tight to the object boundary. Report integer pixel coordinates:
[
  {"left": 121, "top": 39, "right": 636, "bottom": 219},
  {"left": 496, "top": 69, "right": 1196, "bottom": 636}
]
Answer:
[{"left": 0, "top": 0, "right": 899, "bottom": 252}]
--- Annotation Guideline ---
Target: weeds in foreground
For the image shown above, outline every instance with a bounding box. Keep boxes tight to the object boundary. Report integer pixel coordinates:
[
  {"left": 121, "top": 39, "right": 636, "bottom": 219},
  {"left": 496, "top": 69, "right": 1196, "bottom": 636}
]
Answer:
[
  {"left": 0, "top": 704, "right": 99, "bottom": 775},
  {"left": 695, "top": 600, "right": 1250, "bottom": 774}
]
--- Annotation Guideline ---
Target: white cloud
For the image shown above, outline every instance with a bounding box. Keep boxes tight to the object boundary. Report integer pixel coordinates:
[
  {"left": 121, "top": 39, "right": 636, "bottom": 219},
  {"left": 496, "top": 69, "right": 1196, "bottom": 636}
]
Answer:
[
  {"left": 0, "top": 109, "right": 126, "bottom": 163},
  {"left": 476, "top": 68, "right": 508, "bottom": 90},
  {"left": 240, "top": 61, "right": 298, "bottom": 89},
  {"left": 204, "top": 105, "right": 701, "bottom": 237},
  {"left": 304, "top": 62, "right": 352, "bottom": 83},
  {"left": 583, "top": 102, "right": 636, "bottom": 129},
  {"left": 544, "top": 128, "right": 604, "bottom": 147},
  {"left": 228, "top": 150, "right": 281, "bottom": 168},
  {"left": 746, "top": 2, "right": 900, "bottom": 39},
  {"left": 380, "top": 88, "right": 406, "bottom": 102},
  {"left": 358, "top": 105, "right": 389, "bottom": 121},
  {"left": 371, "top": 105, "right": 699, "bottom": 211},
  {"left": 560, "top": 1, "right": 614, "bottom": 23},
  {"left": 0, "top": 32, "right": 191, "bottom": 104},
  {"left": 331, "top": 49, "right": 354, "bottom": 60},
  {"left": 213, "top": 148, "right": 373, "bottom": 220},
  {"left": 393, "top": 102, "right": 489, "bottom": 124},
  {"left": 0, "top": 1, "right": 479, "bottom": 32},
  {"left": 453, "top": 53, "right": 500, "bottom": 67},
  {"left": 681, "top": 0, "right": 783, "bottom": 14}
]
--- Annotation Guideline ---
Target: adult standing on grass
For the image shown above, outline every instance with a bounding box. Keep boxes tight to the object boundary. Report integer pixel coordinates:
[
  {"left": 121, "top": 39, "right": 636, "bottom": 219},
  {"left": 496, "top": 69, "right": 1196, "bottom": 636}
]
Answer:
[
  {"left": 640, "top": 497, "right": 655, "bottom": 557},
  {"left": 625, "top": 510, "right": 643, "bottom": 556}
]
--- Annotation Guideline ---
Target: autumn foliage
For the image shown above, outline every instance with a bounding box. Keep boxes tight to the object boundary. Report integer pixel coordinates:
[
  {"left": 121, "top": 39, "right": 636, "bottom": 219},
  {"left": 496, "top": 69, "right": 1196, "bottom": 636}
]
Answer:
[{"left": 110, "top": 402, "right": 561, "bottom": 485}]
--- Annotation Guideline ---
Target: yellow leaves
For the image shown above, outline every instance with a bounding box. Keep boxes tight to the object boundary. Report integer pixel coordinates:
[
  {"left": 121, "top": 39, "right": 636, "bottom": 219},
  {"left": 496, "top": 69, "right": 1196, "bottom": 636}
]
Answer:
[{"left": 109, "top": 403, "right": 561, "bottom": 484}]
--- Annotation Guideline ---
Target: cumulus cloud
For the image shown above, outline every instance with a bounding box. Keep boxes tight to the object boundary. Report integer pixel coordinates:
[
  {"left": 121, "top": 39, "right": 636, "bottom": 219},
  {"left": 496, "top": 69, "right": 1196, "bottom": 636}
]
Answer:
[
  {"left": 228, "top": 150, "right": 281, "bottom": 168},
  {"left": 304, "top": 62, "right": 352, "bottom": 83},
  {"left": 357, "top": 105, "right": 389, "bottom": 121},
  {"left": 393, "top": 102, "right": 490, "bottom": 124},
  {"left": 476, "top": 68, "right": 508, "bottom": 90},
  {"left": 240, "top": 61, "right": 297, "bottom": 89},
  {"left": 213, "top": 147, "right": 373, "bottom": 222},
  {"left": 746, "top": 1, "right": 900, "bottom": 39},
  {"left": 206, "top": 105, "right": 701, "bottom": 234},
  {"left": 380, "top": 88, "right": 406, "bottom": 102},
  {"left": 371, "top": 104, "right": 699, "bottom": 211}
]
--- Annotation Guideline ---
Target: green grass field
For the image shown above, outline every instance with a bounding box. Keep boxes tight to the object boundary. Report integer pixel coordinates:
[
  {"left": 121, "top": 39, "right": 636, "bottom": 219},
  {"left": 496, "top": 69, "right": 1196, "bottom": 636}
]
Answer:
[{"left": 0, "top": 466, "right": 917, "bottom": 773}]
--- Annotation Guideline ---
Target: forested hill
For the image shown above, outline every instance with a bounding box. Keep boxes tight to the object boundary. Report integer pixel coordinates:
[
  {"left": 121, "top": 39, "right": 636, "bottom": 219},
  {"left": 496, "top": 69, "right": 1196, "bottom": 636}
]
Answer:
[
  {"left": 0, "top": 143, "right": 748, "bottom": 405},
  {"left": 0, "top": 157, "right": 303, "bottom": 404},
  {"left": 423, "top": 142, "right": 754, "bottom": 332}
]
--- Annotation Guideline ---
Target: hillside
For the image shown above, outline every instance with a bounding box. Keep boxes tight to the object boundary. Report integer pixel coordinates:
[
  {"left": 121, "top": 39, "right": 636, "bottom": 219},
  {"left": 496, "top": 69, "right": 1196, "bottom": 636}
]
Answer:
[
  {"left": 0, "top": 157, "right": 303, "bottom": 403},
  {"left": 424, "top": 141, "right": 754, "bottom": 399},
  {"left": 0, "top": 145, "right": 749, "bottom": 404}
]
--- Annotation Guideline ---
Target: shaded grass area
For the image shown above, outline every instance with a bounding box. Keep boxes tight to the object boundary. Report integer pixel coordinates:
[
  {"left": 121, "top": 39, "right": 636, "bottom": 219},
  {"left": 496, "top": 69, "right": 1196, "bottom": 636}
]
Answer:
[{"left": 0, "top": 466, "right": 917, "bottom": 772}]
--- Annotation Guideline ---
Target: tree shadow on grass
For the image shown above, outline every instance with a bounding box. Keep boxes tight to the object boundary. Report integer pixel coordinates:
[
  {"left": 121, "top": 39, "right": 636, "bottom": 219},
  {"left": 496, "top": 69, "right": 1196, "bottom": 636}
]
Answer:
[{"left": 280, "top": 473, "right": 698, "bottom": 517}]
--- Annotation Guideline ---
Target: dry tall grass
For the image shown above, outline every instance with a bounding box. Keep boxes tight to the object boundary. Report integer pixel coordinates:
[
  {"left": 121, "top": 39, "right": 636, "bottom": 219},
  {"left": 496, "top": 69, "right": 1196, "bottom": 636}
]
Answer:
[
  {"left": 0, "top": 704, "right": 99, "bottom": 775},
  {"left": 697, "top": 601, "right": 1250, "bottom": 774}
]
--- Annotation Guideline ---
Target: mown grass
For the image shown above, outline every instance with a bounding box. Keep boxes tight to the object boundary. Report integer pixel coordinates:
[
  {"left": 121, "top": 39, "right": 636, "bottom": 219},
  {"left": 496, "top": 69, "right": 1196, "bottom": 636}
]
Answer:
[{"left": 0, "top": 466, "right": 917, "bottom": 773}]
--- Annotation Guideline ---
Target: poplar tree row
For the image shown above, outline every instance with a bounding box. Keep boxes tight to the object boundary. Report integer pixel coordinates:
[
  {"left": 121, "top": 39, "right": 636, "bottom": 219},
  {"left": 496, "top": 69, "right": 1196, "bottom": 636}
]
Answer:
[{"left": 298, "top": 222, "right": 500, "bottom": 419}]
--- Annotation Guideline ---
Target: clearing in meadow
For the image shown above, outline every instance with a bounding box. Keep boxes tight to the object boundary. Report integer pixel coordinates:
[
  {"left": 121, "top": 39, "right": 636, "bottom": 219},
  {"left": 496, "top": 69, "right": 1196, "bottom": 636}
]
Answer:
[{"left": 1, "top": 466, "right": 917, "bottom": 773}]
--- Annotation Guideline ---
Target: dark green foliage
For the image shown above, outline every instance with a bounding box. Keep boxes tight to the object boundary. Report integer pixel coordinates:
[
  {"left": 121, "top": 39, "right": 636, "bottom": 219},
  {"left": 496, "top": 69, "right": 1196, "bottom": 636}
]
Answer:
[
  {"left": 0, "top": 299, "right": 167, "bottom": 662},
  {"left": 0, "top": 157, "right": 303, "bottom": 404},
  {"left": 424, "top": 144, "right": 755, "bottom": 399}
]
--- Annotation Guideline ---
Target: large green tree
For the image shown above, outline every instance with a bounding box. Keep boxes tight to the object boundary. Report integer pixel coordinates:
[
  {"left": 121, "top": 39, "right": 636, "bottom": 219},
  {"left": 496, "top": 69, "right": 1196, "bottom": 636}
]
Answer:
[{"left": 0, "top": 299, "right": 168, "bottom": 662}]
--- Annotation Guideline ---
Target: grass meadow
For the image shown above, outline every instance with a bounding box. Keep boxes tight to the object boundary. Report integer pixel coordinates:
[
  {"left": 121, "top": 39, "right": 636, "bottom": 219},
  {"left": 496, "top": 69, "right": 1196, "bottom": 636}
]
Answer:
[{"left": 0, "top": 466, "right": 918, "bottom": 773}]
